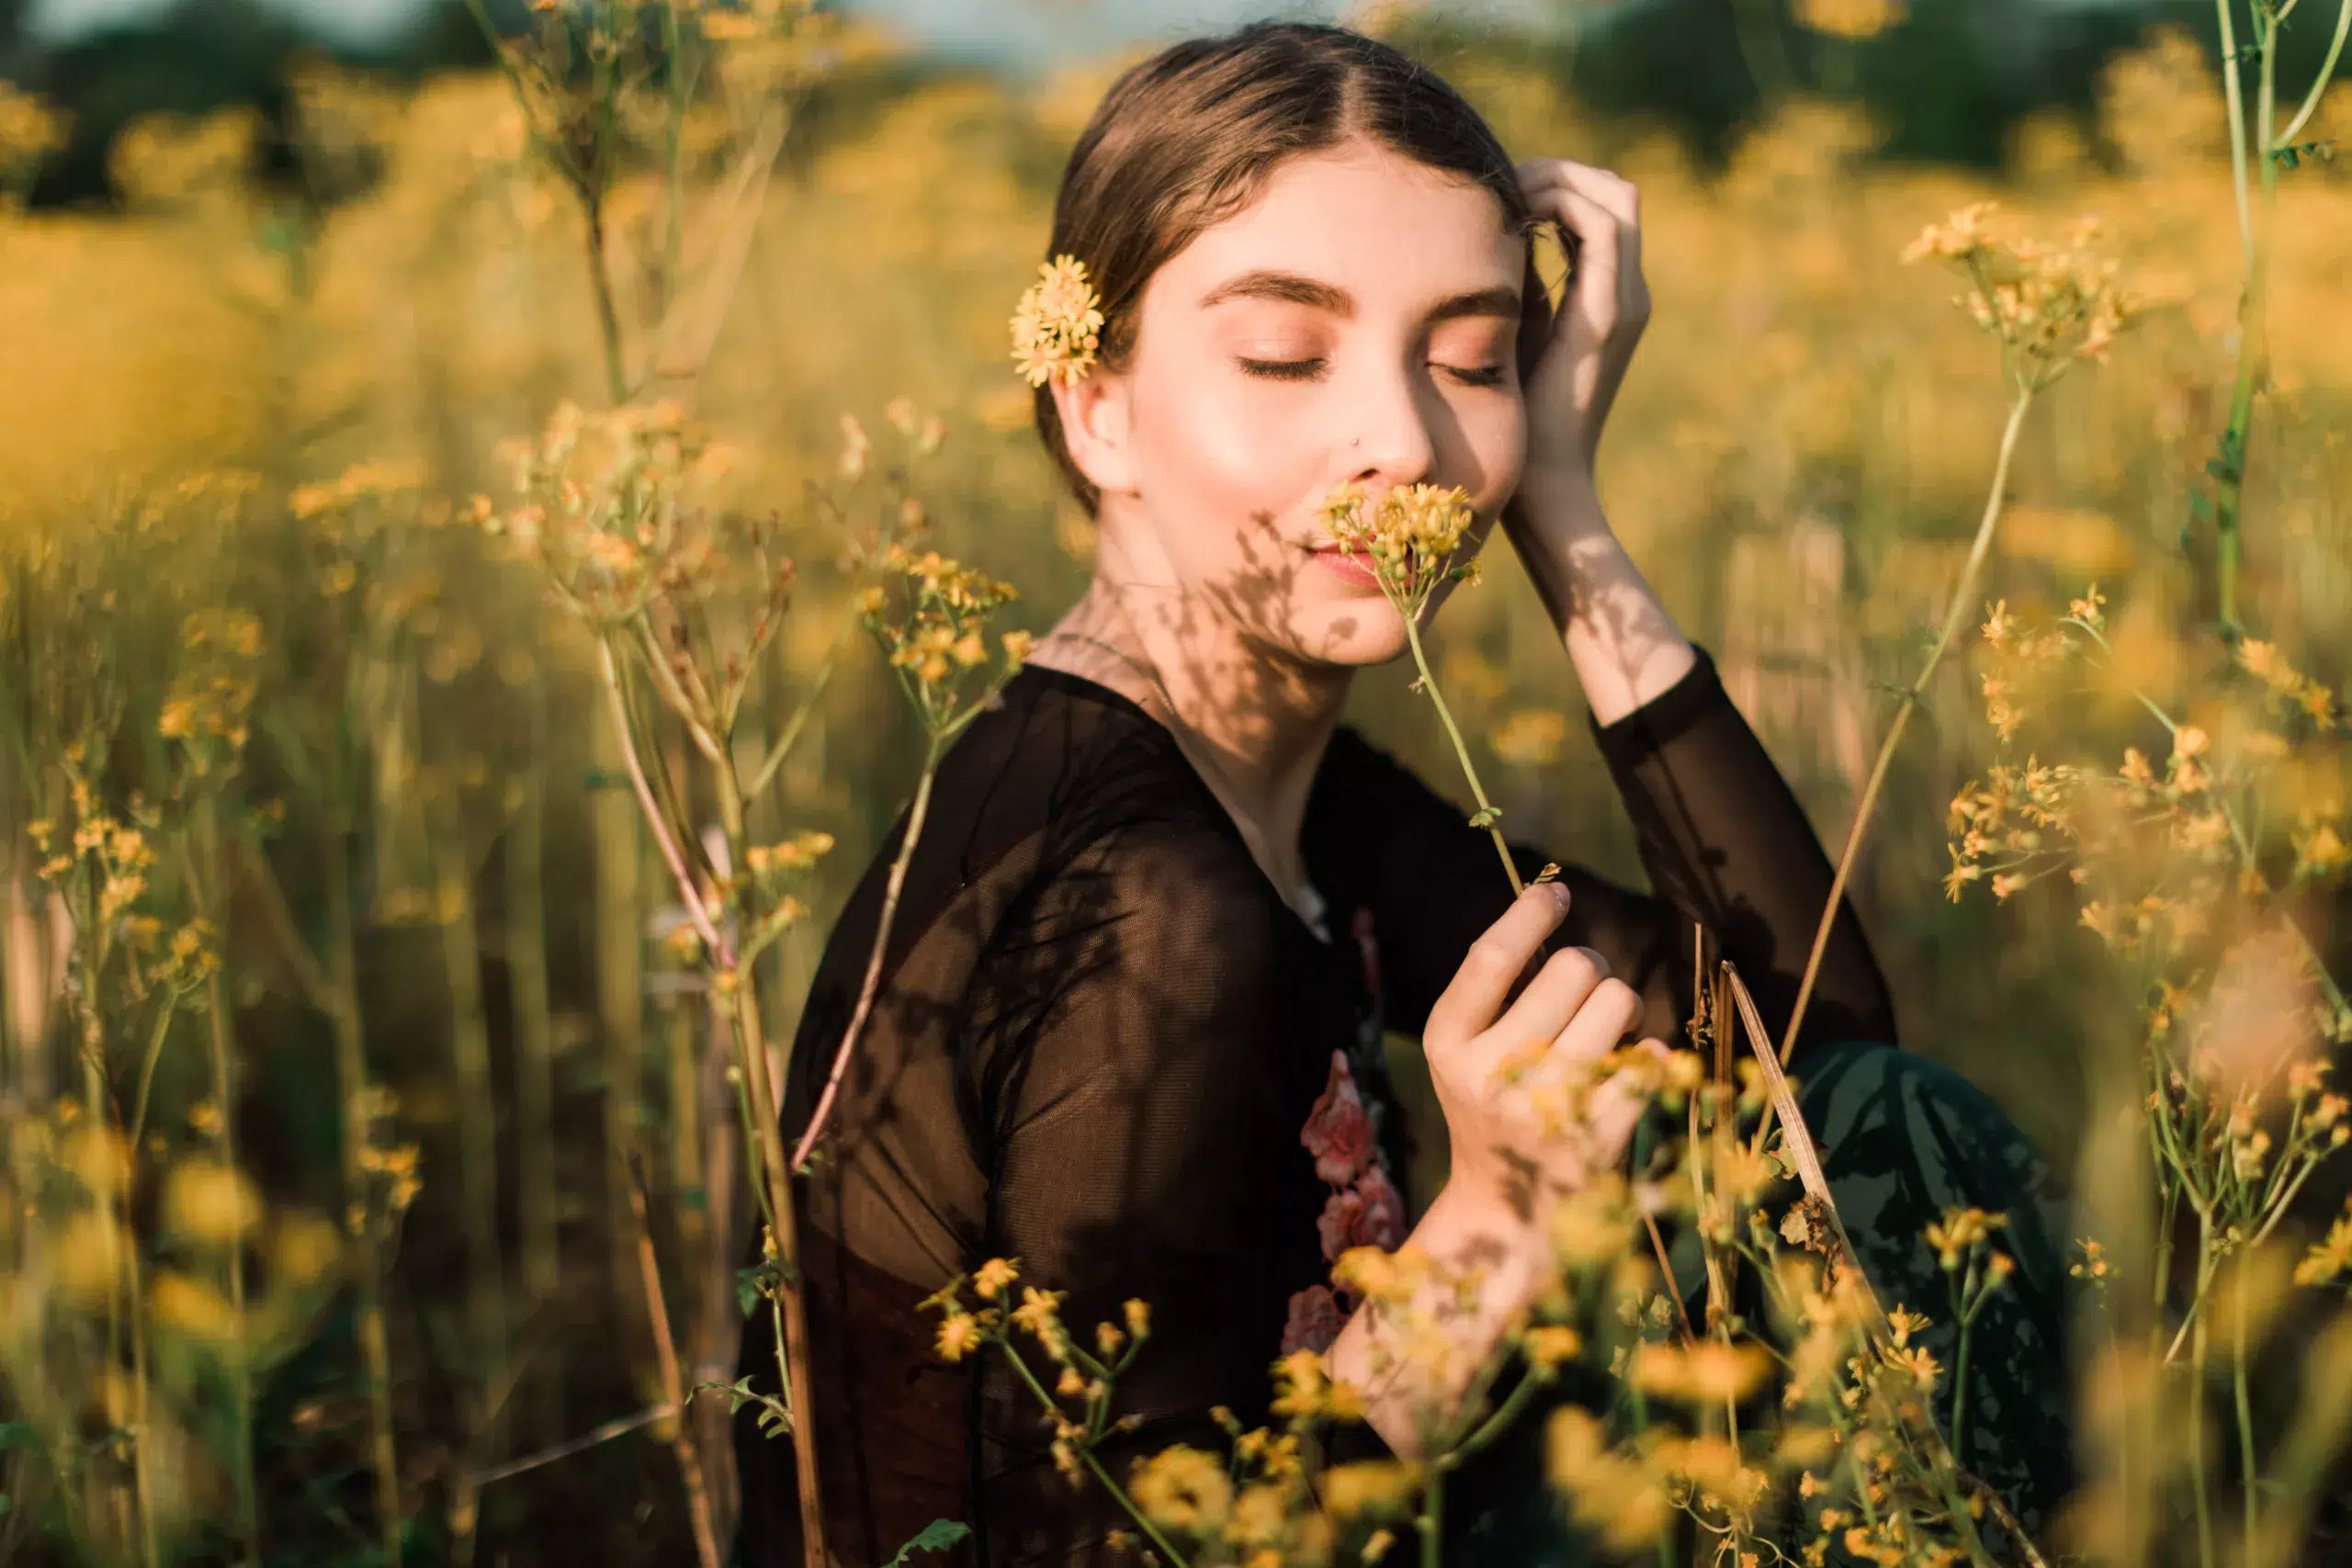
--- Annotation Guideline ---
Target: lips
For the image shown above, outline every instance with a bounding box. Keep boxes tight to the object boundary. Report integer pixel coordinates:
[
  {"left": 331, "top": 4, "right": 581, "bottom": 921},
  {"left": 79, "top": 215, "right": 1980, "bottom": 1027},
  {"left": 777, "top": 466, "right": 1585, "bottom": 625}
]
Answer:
[{"left": 1306, "top": 547, "right": 1381, "bottom": 592}]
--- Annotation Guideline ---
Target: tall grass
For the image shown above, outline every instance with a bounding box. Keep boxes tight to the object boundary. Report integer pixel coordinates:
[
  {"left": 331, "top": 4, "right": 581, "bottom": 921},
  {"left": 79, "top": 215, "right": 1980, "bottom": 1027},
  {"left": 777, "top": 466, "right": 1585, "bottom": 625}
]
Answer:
[{"left": 1, "top": 5, "right": 2350, "bottom": 1563}]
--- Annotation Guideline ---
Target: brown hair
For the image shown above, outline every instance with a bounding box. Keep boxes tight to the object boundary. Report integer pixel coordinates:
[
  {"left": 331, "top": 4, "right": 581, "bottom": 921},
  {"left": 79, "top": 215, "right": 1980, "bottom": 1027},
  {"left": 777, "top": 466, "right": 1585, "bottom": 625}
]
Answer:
[{"left": 1034, "top": 21, "right": 1553, "bottom": 516}]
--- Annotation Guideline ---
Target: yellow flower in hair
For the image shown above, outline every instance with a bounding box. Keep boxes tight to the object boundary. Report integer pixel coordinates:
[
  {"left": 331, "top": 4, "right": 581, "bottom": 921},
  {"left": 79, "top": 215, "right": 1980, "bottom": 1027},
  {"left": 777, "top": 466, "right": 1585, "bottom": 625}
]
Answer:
[{"left": 1011, "top": 254, "right": 1105, "bottom": 388}]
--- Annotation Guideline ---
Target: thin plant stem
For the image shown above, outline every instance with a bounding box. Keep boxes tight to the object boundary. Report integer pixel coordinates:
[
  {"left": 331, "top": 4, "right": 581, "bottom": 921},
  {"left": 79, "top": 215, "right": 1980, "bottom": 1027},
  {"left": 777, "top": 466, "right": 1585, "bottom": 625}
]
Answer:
[
  {"left": 324, "top": 828, "right": 403, "bottom": 1568},
  {"left": 1400, "top": 613, "right": 1521, "bottom": 897},
  {"left": 2188, "top": 1210, "right": 2218, "bottom": 1568},
  {"left": 190, "top": 809, "right": 260, "bottom": 1567},
  {"left": 792, "top": 737, "right": 941, "bottom": 1171},
  {"left": 2234, "top": 1258, "right": 2258, "bottom": 1567},
  {"left": 430, "top": 785, "right": 508, "bottom": 1412},
  {"left": 1444, "top": 1364, "right": 1548, "bottom": 1463},
  {"left": 1772, "top": 386, "right": 2036, "bottom": 1069},
  {"left": 1419, "top": 1462, "right": 1444, "bottom": 1568},
  {"left": 2276, "top": 0, "right": 2352, "bottom": 146},
  {"left": 626, "top": 1156, "right": 723, "bottom": 1568},
  {"left": 128, "top": 1205, "right": 159, "bottom": 1568},
  {"left": 596, "top": 634, "right": 827, "bottom": 1568},
  {"left": 997, "top": 1338, "right": 1187, "bottom": 1567},
  {"left": 503, "top": 743, "right": 560, "bottom": 1438}
]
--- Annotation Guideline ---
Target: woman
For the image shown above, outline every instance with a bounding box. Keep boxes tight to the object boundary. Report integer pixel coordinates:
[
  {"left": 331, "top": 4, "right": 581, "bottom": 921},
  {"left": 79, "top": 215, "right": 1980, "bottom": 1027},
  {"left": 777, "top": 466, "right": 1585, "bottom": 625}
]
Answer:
[{"left": 735, "top": 21, "right": 2071, "bottom": 1565}]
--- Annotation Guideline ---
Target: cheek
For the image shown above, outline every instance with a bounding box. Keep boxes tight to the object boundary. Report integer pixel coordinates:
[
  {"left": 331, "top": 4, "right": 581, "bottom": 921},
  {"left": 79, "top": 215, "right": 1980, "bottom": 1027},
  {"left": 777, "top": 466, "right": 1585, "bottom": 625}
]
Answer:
[
  {"left": 1459, "top": 394, "right": 1528, "bottom": 512},
  {"left": 1135, "top": 364, "right": 1320, "bottom": 551}
]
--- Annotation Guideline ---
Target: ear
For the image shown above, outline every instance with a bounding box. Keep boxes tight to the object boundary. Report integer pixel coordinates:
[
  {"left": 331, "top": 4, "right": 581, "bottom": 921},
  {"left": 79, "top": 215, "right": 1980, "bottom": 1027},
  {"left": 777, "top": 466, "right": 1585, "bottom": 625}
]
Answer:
[{"left": 1049, "top": 367, "right": 1139, "bottom": 501}]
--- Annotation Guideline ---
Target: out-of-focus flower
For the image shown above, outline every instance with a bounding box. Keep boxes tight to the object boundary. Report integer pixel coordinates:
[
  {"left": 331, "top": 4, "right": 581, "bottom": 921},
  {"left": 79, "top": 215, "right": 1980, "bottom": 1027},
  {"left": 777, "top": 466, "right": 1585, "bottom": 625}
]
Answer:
[
  {"left": 1794, "top": 0, "right": 1905, "bottom": 41},
  {"left": 1902, "top": 203, "right": 2138, "bottom": 387}
]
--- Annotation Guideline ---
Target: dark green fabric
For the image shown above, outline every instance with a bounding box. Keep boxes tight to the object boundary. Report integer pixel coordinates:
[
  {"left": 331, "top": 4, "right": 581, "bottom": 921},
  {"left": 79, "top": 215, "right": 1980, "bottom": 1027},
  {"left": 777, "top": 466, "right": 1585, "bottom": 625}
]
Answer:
[{"left": 1442, "top": 1041, "right": 2076, "bottom": 1564}]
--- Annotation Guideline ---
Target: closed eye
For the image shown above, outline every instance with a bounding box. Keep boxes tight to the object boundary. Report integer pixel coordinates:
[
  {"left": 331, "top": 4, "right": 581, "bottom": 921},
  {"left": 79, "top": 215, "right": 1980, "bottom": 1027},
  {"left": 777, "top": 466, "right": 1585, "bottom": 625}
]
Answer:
[
  {"left": 1238, "top": 356, "right": 1328, "bottom": 382},
  {"left": 1238, "top": 357, "right": 1510, "bottom": 388}
]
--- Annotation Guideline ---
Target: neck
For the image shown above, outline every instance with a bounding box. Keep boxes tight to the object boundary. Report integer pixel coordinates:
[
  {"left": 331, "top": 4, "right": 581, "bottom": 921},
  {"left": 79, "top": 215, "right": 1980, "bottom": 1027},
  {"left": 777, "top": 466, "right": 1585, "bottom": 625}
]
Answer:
[{"left": 1035, "top": 572, "right": 1351, "bottom": 901}]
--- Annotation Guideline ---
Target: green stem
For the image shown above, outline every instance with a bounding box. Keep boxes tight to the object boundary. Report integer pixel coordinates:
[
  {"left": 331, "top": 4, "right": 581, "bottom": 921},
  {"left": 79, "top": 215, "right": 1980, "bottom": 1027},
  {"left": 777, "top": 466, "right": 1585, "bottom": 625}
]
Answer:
[
  {"left": 2234, "top": 1258, "right": 2258, "bottom": 1567},
  {"left": 792, "top": 740, "right": 942, "bottom": 1170},
  {"left": 1400, "top": 614, "right": 1521, "bottom": 897},
  {"left": 1774, "top": 386, "right": 2035, "bottom": 1066},
  {"left": 190, "top": 807, "right": 261, "bottom": 1566},
  {"left": 2276, "top": 0, "right": 2352, "bottom": 146},
  {"left": 2189, "top": 1214, "right": 2218, "bottom": 1568},
  {"left": 1951, "top": 1308, "right": 1975, "bottom": 1472},
  {"left": 1419, "top": 1461, "right": 1444, "bottom": 1568},
  {"left": 1445, "top": 1364, "right": 1548, "bottom": 1465},
  {"left": 324, "top": 827, "right": 402, "bottom": 1567},
  {"left": 998, "top": 1342, "right": 1189, "bottom": 1567}
]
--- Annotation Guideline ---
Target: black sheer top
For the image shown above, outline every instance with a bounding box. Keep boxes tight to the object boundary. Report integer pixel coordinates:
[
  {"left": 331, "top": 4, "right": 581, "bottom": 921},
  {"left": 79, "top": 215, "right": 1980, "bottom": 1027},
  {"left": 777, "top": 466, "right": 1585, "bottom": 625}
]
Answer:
[{"left": 733, "top": 646, "right": 1896, "bottom": 1567}]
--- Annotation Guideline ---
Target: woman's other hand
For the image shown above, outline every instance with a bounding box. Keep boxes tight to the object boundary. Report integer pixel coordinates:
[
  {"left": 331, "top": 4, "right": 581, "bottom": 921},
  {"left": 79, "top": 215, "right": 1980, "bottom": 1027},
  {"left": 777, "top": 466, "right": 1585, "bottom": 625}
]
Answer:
[
  {"left": 1512, "top": 158, "right": 1652, "bottom": 502},
  {"left": 1422, "top": 879, "right": 1666, "bottom": 1229}
]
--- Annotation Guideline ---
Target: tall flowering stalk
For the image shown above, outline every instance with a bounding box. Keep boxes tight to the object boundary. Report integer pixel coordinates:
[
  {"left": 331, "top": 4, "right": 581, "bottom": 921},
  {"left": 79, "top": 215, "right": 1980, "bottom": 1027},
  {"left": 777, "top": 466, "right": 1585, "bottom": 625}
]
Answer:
[
  {"left": 1949, "top": 591, "right": 2352, "bottom": 1564},
  {"left": 789, "top": 525, "right": 1030, "bottom": 1173},
  {"left": 2198, "top": 0, "right": 2352, "bottom": 631},
  {"left": 1769, "top": 203, "right": 2138, "bottom": 1076},
  {"left": 481, "top": 398, "right": 886, "bottom": 1568},
  {"left": 1322, "top": 481, "right": 1524, "bottom": 896}
]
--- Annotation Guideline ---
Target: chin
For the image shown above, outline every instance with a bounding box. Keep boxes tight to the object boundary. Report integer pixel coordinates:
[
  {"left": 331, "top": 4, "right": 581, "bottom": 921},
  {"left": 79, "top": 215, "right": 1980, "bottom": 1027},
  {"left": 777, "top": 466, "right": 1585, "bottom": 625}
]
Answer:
[{"left": 1282, "top": 597, "right": 1415, "bottom": 670}]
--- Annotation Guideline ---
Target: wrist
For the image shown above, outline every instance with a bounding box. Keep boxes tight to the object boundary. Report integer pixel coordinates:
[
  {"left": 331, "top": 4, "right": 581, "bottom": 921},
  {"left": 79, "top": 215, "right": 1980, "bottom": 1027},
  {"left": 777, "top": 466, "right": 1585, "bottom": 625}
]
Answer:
[
  {"left": 1509, "top": 466, "right": 1604, "bottom": 536},
  {"left": 1419, "top": 1179, "right": 1553, "bottom": 1304}
]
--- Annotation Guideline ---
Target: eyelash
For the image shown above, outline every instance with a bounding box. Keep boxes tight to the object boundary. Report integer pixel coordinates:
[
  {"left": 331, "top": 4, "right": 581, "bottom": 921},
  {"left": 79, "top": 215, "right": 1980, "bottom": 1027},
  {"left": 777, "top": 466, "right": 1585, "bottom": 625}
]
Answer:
[{"left": 1237, "top": 357, "right": 1509, "bottom": 389}]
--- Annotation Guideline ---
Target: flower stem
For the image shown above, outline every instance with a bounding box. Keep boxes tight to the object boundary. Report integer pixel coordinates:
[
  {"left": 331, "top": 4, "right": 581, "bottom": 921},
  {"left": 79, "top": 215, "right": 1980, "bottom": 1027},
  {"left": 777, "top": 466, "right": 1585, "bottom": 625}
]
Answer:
[
  {"left": 1401, "top": 613, "right": 1521, "bottom": 897},
  {"left": 189, "top": 805, "right": 261, "bottom": 1567},
  {"left": 2234, "top": 1258, "right": 2259, "bottom": 1566},
  {"left": 1951, "top": 1303, "right": 1975, "bottom": 1470},
  {"left": 1773, "top": 386, "right": 2035, "bottom": 1066},
  {"left": 1419, "top": 1461, "right": 1445, "bottom": 1568},
  {"left": 793, "top": 736, "right": 942, "bottom": 1171}
]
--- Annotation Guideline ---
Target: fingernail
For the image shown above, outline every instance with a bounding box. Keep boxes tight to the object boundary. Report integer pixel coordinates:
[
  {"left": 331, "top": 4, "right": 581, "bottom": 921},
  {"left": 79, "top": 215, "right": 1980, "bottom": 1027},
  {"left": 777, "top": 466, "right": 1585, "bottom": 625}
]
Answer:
[{"left": 1545, "top": 881, "right": 1572, "bottom": 912}]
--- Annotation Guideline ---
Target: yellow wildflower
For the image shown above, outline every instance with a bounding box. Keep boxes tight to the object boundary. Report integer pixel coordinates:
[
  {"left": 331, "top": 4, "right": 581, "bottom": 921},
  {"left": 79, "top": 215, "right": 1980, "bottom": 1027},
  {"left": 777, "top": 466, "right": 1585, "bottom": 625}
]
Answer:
[{"left": 1011, "top": 254, "right": 1105, "bottom": 389}]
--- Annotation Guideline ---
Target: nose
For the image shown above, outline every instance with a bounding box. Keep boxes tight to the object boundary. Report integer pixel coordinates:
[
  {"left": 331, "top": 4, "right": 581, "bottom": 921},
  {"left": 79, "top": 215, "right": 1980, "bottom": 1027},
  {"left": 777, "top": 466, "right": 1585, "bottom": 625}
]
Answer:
[{"left": 1344, "top": 360, "right": 1437, "bottom": 489}]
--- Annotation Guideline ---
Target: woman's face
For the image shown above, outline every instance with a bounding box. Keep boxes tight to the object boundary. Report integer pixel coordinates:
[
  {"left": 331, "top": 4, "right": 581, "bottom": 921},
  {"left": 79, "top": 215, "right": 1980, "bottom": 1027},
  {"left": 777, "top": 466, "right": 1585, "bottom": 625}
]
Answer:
[{"left": 1057, "top": 136, "right": 1529, "bottom": 671}]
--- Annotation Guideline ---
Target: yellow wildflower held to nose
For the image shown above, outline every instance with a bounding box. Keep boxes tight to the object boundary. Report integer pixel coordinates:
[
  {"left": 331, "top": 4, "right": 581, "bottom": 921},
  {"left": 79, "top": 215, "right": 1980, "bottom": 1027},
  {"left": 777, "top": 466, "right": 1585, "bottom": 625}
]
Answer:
[
  {"left": 1321, "top": 480, "right": 1483, "bottom": 616},
  {"left": 1011, "top": 254, "right": 1105, "bottom": 388}
]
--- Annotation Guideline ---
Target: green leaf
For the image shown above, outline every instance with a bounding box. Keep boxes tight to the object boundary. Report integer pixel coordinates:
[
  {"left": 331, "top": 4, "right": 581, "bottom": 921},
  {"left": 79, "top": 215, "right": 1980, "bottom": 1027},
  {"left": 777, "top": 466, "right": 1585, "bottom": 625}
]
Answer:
[
  {"left": 1467, "top": 807, "right": 1501, "bottom": 829},
  {"left": 0, "top": 1422, "right": 35, "bottom": 1451},
  {"left": 888, "top": 1520, "right": 972, "bottom": 1565}
]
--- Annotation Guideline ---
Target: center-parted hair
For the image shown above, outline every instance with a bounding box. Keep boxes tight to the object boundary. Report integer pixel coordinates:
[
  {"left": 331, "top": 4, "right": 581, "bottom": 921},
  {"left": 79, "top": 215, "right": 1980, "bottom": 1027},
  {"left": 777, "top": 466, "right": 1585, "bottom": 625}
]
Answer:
[{"left": 1035, "top": 21, "right": 1551, "bottom": 516}]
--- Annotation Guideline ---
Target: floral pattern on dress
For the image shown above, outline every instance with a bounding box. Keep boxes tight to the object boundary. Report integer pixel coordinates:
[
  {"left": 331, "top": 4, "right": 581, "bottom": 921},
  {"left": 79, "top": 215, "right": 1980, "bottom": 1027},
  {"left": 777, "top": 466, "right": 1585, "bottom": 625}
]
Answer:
[{"left": 1283, "top": 1037, "right": 1408, "bottom": 1356}]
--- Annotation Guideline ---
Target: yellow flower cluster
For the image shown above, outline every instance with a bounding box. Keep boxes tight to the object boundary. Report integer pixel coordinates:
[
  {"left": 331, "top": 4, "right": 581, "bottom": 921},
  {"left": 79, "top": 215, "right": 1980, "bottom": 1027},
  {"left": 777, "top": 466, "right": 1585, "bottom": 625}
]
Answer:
[
  {"left": 861, "top": 545, "right": 1028, "bottom": 731},
  {"left": 919, "top": 1257, "right": 1152, "bottom": 1483},
  {"left": 1010, "top": 254, "right": 1105, "bottom": 389},
  {"left": 1320, "top": 480, "right": 1482, "bottom": 614},
  {"left": 1902, "top": 202, "right": 2138, "bottom": 386}
]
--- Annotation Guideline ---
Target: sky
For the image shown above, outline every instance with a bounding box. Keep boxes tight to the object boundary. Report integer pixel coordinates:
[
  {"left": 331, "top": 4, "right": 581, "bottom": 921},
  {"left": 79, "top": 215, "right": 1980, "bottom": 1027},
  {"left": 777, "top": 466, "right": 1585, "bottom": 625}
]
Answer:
[{"left": 22, "top": 0, "right": 1559, "bottom": 58}]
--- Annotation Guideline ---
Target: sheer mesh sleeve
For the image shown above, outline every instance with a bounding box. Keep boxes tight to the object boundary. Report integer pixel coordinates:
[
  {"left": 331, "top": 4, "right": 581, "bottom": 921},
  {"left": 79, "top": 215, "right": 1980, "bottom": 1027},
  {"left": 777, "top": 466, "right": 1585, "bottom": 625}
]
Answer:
[{"left": 1306, "top": 645, "right": 1898, "bottom": 1057}]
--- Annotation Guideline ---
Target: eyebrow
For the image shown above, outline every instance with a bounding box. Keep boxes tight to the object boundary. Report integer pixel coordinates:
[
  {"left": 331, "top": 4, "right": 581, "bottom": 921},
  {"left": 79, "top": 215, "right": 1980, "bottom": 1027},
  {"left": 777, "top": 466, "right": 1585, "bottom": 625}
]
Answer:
[{"left": 1196, "top": 269, "right": 1520, "bottom": 325}]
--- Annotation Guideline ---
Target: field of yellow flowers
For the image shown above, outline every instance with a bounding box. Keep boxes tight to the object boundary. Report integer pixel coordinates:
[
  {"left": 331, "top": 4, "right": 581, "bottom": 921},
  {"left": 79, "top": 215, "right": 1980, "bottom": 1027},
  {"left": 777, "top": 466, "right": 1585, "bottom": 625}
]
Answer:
[{"left": 4, "top": 2, "right": 2352, "bottom": 1563}]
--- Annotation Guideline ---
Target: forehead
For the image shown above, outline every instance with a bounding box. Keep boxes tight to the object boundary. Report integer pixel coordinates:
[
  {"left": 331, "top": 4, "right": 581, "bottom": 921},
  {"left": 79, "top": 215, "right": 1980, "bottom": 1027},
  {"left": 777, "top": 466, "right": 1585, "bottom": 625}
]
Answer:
[{"left": 1152, "top": 140, "right": 1520, "bottom": 302}]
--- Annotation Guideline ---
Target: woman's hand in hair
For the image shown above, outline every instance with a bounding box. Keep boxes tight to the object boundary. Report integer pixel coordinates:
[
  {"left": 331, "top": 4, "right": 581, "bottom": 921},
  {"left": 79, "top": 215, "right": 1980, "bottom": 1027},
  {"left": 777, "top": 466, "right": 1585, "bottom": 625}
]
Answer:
[{"left": 1510, "top": 157, "right": 1652, "bottom": 499}]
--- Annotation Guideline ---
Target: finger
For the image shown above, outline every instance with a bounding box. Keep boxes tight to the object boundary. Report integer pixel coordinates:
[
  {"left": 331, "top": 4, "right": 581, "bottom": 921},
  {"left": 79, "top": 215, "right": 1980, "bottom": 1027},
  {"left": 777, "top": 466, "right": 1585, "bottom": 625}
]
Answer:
[
  {"left": 1425, "top": 881, "right": 1573, "bottom": 1051},
  {"left": 1479, "top": 944, "right": 1611, "bottom": 1072},
  {"left": 1585, "top": 1037, "right": 1672, "bottom": 1153},
  {"left": 1523, "top": 184, "right": 1622, "bottom": 330},
  {"left": 1549, "top": 976, "right": 1645, "bottom": 1066},
  {"left": 1518, "top": 160, "right": 1638, "bottom": 228}
]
